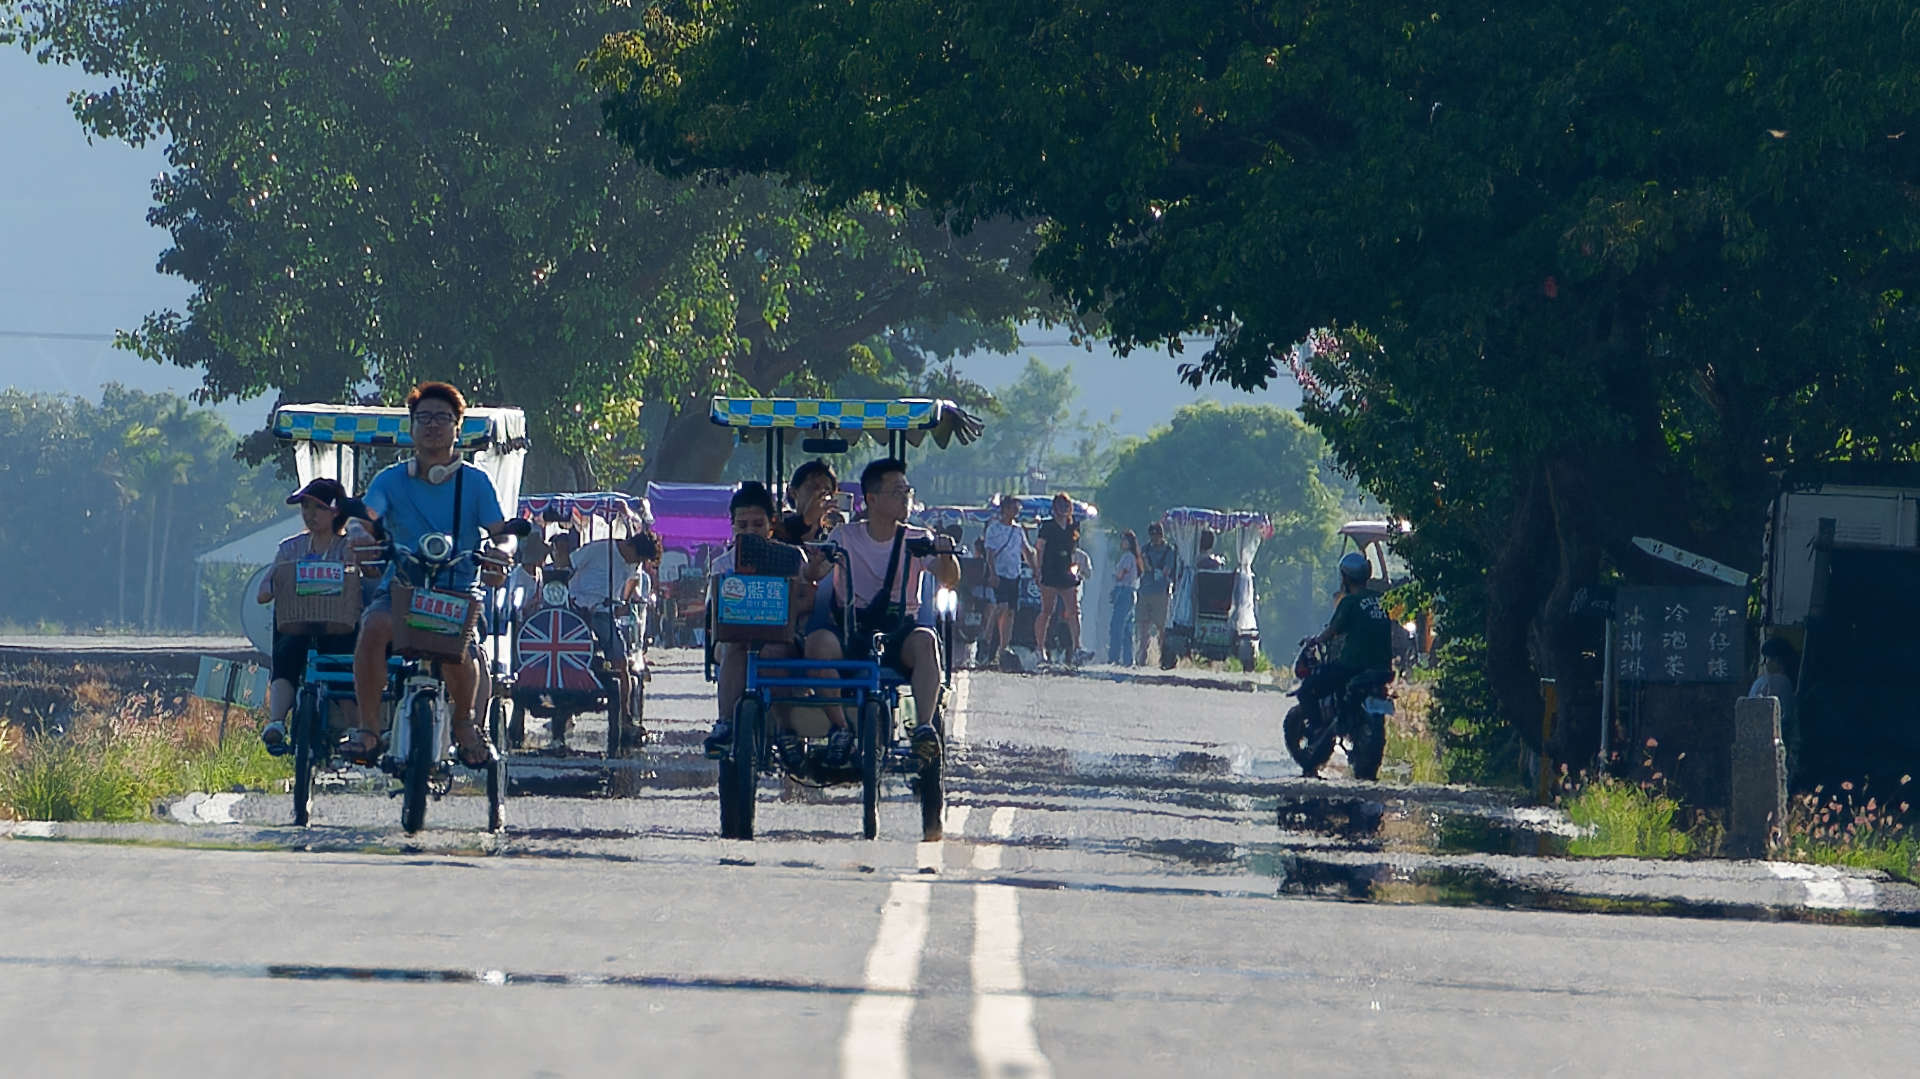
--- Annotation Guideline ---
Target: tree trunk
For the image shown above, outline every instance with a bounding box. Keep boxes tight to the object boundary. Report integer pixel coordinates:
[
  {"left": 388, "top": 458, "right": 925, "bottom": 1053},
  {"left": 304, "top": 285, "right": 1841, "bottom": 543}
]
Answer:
[
  {"left": 142, "top": 493, "right": 160, "bottom": 630},
  {"left": 644, "top": 406, "right": 740, "bottom": 483},
  {"left": 117, "top": 508, "right": 130, "bottom": 627},
  {"left": 1483, "top": 467, "right": 1558, "bottom": 753},
  {"left": 155, "top": 481, "right": 176, "bottom": 630},
  {"left": 1539, "top": 458, "right": 1605, "bottom": 769}
]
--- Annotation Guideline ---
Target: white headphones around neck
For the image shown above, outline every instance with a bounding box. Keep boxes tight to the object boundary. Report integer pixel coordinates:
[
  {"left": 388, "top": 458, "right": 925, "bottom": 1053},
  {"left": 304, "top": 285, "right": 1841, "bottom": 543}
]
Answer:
[{"left": 407, "top": 453, "right": 463, "bottom": 485}]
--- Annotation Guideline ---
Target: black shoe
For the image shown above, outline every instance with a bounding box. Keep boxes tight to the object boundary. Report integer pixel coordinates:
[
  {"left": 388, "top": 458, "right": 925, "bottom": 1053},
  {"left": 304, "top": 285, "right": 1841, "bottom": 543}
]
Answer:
[
  {"left": 776, "top": 733, "right": 806, "bottom": 772},
  {"left": 910, "top": 722, "right": 942, "bottom": 769},
  {"left": 825, "top": 727, "right": 855, "bottom": 769},
  {"left": 261, "top": 721, "right": 290, "bottom": 757},
  {"left": 703, "top": 721, "right": 733, "bottom": 760}
]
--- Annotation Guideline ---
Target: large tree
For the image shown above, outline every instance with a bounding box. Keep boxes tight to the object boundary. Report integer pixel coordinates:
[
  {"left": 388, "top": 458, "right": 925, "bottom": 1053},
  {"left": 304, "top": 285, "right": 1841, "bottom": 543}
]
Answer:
[
  {"left": 595, "top": 1, "right": 1920, "bottom": 758},
  {"left": 3, "top": 0, "right": 1052, "bottom": 486}
]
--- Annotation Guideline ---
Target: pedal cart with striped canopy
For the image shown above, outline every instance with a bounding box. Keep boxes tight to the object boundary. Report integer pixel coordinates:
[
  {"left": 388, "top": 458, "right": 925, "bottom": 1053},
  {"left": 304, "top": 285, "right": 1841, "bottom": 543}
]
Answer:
[
  {"left": 1159, "top": 506, "right": 1273, "bottom": 672},
  {"left": 270, "top": 402, "right": 531, "bottom": 834},
  {"left": 706, "top": 396, "right": 983, "bottom": 841},
  {"left": 509, "top": 491, "right": 653, "bottom": 758}
]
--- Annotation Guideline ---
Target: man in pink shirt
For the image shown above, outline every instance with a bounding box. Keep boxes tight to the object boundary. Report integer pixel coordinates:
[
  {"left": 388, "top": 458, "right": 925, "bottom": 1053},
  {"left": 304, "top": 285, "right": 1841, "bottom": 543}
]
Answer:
[{"left": 824, "top": 457, "right": 961, "bottom": 767}]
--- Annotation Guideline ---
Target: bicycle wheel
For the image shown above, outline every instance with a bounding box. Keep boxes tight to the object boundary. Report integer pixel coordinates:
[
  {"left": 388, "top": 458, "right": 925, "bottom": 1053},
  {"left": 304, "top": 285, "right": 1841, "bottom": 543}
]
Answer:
[
  {"left": 859, "top": 699, "right": 883, "bottom": 840},
  {"left": 727, "top": 697, "right": 764, "bottom": 840},
  {"left": 291, "top": 686, "right": 322, "bottom": 826},
  {"left": 400, "top": 695, "right": 434, "bottom": 835},
  {"left": 486, "top": 694, "right": 508, "bottom": 832}
]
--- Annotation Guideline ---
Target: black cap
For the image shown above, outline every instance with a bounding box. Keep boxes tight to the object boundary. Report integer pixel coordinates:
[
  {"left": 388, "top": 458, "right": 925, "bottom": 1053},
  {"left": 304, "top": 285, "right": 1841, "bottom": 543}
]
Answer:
[{"left": 286, "top": 477, "right": 348, "bottom": 507}]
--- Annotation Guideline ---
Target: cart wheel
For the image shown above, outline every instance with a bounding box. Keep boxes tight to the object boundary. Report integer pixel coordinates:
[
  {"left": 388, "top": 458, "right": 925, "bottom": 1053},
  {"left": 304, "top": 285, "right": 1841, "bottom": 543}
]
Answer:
[
  {"left": 1348, "top": 713, "right": 1386, "bottom": 782},
  {"left": 726, "top": 697, "right": 763, "bottom": 840},
  {"left": 400, "top": 696, "right": 434, "bottom": 835},
  {"left": 605, "top": 678, "right": 626, "bottom": 761},
  {"left": 1283, "top": 704, "right": 1334, "bottom": 777},
  {"left": 486, "top": 694, "right": 507, "bottom": 833},
  {"left": 918, "top": 752, "right": 945, "bottom": 842},
  {"left": 506, "top": 699, "right": 526, "bottom": 750},
  {"left": 291, "top": 686, "right": 322, "bottom": 827},
  {"left": 859, "top": 700, "right": 883, "bottom": 840}
]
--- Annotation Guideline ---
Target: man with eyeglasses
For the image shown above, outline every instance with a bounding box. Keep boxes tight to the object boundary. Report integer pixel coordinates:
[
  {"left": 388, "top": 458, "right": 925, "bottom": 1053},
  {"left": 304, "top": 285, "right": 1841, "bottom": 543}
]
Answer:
[
  {"left": 345, "top": 382, "right": 520, "bottom": 768},
  {"left": 824, "top": 457, "right": 960, "bottom": 770}
]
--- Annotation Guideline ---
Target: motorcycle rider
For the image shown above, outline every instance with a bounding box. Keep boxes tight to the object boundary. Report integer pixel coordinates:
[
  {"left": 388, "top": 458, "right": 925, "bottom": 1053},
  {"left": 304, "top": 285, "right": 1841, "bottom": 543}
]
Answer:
[{"left": 1297, "top": 552, "right": 1395, "bottom": 729}]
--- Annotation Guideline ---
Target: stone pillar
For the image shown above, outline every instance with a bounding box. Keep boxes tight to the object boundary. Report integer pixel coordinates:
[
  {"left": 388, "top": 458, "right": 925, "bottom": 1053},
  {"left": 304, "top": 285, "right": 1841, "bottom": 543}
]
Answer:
[{"left": 1729, "top": 696, "right": 1787, "bottom": 858}]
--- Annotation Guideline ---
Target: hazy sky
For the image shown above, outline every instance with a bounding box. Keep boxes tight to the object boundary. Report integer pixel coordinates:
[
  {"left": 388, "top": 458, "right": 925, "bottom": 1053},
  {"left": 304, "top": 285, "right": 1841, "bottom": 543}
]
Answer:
[{"left": 0, "top": 50, "right": 1297, "bottom": 437}]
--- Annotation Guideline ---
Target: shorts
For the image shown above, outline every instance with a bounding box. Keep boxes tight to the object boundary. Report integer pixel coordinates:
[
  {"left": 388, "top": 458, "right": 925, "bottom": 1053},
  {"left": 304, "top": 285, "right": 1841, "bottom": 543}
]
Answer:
[
  {"left": 1040, "top": 573, "right": 1080, "bottom": 591},
  {"left": 993, "top": 577, "right": 1020, "bottom": 606},
  {"left": 586, "top": 608, "right": 631, "bottom": 667},
  {"left": 271, "top": 628, "right": 356, "bottom": 683}
]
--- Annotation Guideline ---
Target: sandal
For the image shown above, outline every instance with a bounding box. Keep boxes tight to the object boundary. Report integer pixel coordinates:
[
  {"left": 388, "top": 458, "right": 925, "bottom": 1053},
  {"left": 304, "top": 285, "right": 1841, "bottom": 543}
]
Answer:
[
  {"left": 453, "top": 722, "right": 499, "bottom": 769},
  {"left": 336, "top": 728, "right": 384, "bottom": 765}
]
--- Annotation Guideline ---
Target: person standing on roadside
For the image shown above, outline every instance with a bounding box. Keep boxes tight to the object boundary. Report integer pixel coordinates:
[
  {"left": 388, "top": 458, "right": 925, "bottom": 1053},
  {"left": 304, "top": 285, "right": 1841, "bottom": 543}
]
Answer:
[
  {"left": 981, "top": 495, "right": 1031, "bottom": 664},
  {"left": 1137, "top": 521, "right": 1178, "bottom": 666},
  {"left": 1108, "top": 529, "right": 1143, "bottom": 665},
  {"left": 1033, "top": 492, "right": 1092, "bottom": 666}
]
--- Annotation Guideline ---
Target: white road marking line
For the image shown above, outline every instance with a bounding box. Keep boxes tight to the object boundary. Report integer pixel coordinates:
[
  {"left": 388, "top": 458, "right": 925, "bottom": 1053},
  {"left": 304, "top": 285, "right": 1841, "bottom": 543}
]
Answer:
[
  {"left": 840, "top": 879, "right": 934, "bottom": 1079},
  {"left": 1767, "top": 862, "right": 1878, "bottom": 910},
  {"left": 971, "top": 808, "right": 1053, "bottom": 1079},
  {"left": 948, "top": 669, "right": 971, "bottom": 744}
]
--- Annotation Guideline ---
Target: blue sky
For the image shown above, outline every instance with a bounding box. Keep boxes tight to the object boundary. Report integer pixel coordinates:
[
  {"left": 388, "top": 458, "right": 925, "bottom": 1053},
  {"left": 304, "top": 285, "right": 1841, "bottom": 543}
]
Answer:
[{"left": 0, "top": 49, "right": 1297, "bottom": 438}]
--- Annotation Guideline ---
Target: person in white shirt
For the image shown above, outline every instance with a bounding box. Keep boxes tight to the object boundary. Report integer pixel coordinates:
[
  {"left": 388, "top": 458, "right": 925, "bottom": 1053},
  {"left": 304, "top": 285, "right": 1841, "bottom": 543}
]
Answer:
[
  {"left": 568, "top": 533, "right": 648, "bottom": 724},
  {"left": 980, "top": 495, "right": 1032, "bottom": 663}
]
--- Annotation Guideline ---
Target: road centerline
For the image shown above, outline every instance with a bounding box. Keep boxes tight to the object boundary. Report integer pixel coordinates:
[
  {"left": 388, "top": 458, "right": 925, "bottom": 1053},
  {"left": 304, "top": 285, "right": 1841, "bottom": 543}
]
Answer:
[{"left": 971, "top": 807, "right": 1054, "bottom": 1079}]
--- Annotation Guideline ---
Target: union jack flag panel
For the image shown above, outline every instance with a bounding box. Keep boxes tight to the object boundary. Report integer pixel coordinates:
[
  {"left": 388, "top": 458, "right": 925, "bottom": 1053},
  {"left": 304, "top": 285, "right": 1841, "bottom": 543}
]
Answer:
[{"left": 515, "top": 608, "right": 600, "bottom": 692}]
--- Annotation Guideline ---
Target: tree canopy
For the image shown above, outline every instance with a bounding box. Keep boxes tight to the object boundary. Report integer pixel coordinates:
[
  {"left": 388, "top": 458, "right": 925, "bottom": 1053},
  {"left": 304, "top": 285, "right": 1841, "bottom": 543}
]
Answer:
[
  {"left": 597, "top": 0, "right": 1920, "bottom": 755},
  {"left": 3, "top": 0, "right": 1054, "bottom": 485},
  {"left": 0, "top": 388, "right": 281, "bottom": 632}
]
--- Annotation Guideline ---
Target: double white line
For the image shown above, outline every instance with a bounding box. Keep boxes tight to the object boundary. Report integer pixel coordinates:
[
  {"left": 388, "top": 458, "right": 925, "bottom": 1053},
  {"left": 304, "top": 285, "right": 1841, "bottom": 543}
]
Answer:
[{"left": 839, "top": 805, "right": 1053, "bottom": 1079}]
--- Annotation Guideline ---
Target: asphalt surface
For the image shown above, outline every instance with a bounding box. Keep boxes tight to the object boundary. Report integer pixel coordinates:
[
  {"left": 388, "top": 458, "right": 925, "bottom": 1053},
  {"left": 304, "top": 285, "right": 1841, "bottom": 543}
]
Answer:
[{"left": 5, "top": 648, "right": 1919, "bottom": 1076}]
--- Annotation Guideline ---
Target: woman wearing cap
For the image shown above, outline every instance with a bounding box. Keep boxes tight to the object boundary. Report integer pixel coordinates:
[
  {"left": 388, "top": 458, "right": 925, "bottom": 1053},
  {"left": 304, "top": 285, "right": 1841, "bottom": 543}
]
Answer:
[{"left": 255, "top": 478, "right": 361, "bottom": 753}]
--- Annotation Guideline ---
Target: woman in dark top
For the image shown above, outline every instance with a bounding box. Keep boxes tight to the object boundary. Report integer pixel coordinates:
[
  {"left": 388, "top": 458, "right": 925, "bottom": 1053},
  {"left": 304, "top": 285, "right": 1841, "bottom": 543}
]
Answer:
[{"left": 1032, "top": 492, "right": 1091, "bottom": 665}]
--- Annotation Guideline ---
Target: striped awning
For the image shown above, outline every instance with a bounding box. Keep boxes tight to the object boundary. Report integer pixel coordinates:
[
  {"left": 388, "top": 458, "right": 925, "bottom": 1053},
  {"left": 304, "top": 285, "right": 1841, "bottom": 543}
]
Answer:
[
  {"left": 709, "top": 397, "right": 983, "bottom": 447},
  {"left": 272, "top": 404, "right": 528, "bottom": 451}
]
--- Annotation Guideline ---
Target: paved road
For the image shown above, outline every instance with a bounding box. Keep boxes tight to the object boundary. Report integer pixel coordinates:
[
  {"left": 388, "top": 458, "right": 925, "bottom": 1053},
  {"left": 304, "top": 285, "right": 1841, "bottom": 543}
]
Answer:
[{"left": 5, "top": 650, "right": 1917, "bottom": 1076}]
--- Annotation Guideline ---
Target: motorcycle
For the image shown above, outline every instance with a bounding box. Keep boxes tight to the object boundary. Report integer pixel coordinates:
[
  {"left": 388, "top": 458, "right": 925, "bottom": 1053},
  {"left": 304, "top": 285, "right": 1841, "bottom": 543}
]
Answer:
[{"left": 1282, "top": 639, "right": 1393, "bottom": 781}]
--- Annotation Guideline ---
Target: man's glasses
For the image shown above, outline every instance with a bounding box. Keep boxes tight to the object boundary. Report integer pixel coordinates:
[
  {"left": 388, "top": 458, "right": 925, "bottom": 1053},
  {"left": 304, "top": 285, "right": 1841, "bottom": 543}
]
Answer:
[
  {"left": 876, "top": 484, "right": 914, "bottom": 498},
  {"left": 412, "top": 411, "right": 458, "bottom": 428}
]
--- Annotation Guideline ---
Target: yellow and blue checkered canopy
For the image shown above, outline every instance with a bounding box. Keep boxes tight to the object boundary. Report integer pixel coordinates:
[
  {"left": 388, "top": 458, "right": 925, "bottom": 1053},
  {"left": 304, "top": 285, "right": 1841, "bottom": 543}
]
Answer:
[
  {"left": 709, "top": 397, "right": 983, "bottom": 447},
  {"left": 272, "top": 404, "right": 527, "bottom": 451}
]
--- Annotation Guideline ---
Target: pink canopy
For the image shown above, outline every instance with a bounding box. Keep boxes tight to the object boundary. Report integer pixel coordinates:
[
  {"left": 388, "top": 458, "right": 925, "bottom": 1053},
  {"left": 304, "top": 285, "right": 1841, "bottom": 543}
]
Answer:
[{"left": 645, "top": 481, "right": 735, "bottom": 551}]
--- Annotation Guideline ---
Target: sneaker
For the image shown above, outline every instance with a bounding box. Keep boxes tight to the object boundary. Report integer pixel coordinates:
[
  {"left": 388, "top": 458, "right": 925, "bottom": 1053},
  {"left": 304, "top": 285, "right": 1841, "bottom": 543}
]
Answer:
[
  {"left": 910, "top": 722, "right": 942, "bottom": 769},
  {"left": 261, "top": 721, "right": 289, "bottom": 757},
  {"left": 1071, "top": 649, "right": 1094, "bottom": 667},
  {"left": 825, "top": 727, "right": 855, "bottom": 769},
  {"left": 703, "top": 721, "right": 733, "bottom": 760},
  {"left": 776, "top": 733, "right": 806, "bottom": 772}
]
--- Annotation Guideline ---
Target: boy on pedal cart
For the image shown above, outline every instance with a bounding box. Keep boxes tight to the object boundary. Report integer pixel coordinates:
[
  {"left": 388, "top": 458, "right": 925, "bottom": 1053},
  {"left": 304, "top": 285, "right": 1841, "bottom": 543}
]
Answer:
[
  {"left": 817, "top": 457, "right": 961, "bottom": 767},
  {"left": 704, "top": 482, "right": 842, "bottom": 763}
]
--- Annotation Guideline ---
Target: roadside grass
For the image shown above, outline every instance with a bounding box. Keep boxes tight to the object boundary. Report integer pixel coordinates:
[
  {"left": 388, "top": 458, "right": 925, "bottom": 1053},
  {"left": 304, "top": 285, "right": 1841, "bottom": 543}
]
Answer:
[
  {"left": 1560, "top": 774, "right": 1695, "bottom": 857},
  {"left": 1776, "top": 780, "right": 1920, "bottom": 883},
  {"left": 0, "top": 687, "right": 289, "bottom": 822},
  {"left": 1383, "top": 677, "right": 1448, "bottom": 784}
]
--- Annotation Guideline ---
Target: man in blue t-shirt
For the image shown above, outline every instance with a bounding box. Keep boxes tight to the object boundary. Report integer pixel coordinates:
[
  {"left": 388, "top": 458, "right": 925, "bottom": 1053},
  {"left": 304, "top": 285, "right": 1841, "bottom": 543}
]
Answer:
[{"left": 348, "top": 382, "right": 518, "bottom": 767}]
